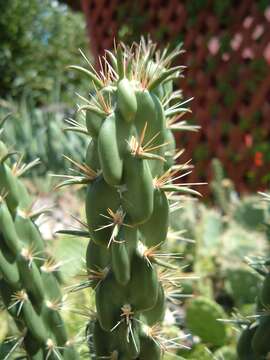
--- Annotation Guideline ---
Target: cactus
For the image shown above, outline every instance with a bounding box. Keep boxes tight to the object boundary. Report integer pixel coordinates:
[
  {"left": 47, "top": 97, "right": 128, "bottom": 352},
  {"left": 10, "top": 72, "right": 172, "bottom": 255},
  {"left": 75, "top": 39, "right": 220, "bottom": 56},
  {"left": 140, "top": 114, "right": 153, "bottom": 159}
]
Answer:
[
  {"left": 210, "top": 158, "right": 235, "bottom": 214},
  {"left": 236, "top": 192, "right": 270, "bottom": 360},
  {"left": 57, "top": 38, "right": 200, "bottom": 359},
  {"left": 236, "top": 258, "right": 270, "bottom": 359},
  {"left": 0, "top": 94, "right": 88, "bottom": 176},
  {"left": 225, "top": 267, "right": 261, "bottom": 306},
  {"left": 232, "top": 196, "right": 265, "bottom": 231},
  {"left": 185, "top": 296, "right": 228, "bottom": 347},
  {"left": 237, "top": 324, "right": 258, "bottom": 360},
  {"left": 0, "top": 118, "right": 79, "bottom": 359}
]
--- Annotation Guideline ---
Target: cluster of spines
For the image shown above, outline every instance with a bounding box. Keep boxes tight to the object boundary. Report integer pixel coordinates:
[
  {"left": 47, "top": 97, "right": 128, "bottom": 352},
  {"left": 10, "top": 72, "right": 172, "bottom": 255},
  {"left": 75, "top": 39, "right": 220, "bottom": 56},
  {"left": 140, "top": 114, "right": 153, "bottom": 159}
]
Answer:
[
  {"left": 60, "top": 38, "right": 201, "bottom": 359},
  {"left": 0, "top": 117, "right": 79, "bottom": 359}
]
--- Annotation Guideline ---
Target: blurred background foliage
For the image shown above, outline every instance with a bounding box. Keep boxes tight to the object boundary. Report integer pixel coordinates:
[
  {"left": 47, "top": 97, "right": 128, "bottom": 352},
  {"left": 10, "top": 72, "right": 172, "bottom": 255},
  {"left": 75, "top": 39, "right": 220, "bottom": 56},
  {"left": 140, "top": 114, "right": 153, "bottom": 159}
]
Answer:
[
  {"left": 0, "top": 0, "right": 90, "bottom": 174},
  {"left": 0, "top": 0, "right": 90, "bottom": 104},
  {"left": 0, "top": 90, "right": 87, "bottom": 175}
]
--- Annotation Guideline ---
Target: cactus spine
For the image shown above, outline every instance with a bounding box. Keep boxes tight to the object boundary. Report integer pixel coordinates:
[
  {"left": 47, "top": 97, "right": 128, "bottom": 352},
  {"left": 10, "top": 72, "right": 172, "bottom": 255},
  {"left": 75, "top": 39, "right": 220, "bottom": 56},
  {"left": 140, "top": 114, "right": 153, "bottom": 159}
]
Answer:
[
  {"left": 61, "top": 38, "right": 199, "bottom": 359},
  {"left": 0, "top": 119, "right": 79, "bottom": 359}
]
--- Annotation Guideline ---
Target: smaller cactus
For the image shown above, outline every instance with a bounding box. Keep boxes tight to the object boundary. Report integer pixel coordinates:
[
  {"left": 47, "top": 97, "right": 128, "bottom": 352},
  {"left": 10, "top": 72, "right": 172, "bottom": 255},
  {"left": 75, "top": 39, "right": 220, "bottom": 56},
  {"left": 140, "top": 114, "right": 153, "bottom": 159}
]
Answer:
[
  {"left": 186, "top": 296, "right": 228, "bottom": 347},
  {"left": 237, "top": 259, "right": 270, "bottom": 359},
  {"left": 0, "top": 119, "right": 79, "bottom": 359},
  {"left": 225, "top": 267, "right": 261, "bottom": 306},
  {"left": 210, "top": 158, "right": 235, "bottom": 214},
  {"left": 0, "top": 97, "right": 88, "bottom": 176},
  {"left": 233, "top": 196, "right": 265, "bottom": 230}
]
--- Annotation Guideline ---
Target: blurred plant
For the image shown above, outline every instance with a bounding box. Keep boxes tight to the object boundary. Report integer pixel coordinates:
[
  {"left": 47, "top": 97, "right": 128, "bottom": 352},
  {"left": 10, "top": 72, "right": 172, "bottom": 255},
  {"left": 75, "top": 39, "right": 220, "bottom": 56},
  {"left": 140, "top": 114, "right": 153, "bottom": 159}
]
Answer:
[
  {"left": 0, "top": 0, "right": 90, "bottom": 104},
  {"left": 0, "top": 117, "right": 79, "bottom": 359},
  {"left": 210, "top": 158, "right": 235, "bottom": 214},
  {"left": 185, "top": 296, "right": 229, "bottom": 347},
  {"left": 0, "top": 88, "right": 88, "bottom": 175},
  {"left": 169, "top": 160, "right": 269, "bottom": 356},
  {"left": 236, "top": 191, "right": 270, "bottom": 359}
]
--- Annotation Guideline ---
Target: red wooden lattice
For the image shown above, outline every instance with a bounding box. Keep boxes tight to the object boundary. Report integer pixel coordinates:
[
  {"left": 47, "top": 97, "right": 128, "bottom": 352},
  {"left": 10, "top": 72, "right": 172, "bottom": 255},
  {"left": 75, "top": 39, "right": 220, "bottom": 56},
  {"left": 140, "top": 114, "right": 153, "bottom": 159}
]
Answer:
[{"left": 80, "top": 0, "right": 270, "bottom": 196}]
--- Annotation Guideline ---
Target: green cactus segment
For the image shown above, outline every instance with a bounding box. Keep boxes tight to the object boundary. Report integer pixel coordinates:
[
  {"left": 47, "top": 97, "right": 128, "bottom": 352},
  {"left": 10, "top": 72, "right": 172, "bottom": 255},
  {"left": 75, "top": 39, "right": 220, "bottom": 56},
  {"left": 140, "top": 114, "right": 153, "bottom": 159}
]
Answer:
[
  {"left": 0, "top": 278, "right": 21, "bottom": 319},
  {"left": 40, "top": 270, "right": 62, "bottom": 302},
  {"left": 95, "top": 272, "right": 128, "bottom": 331},
  {"left": 0, "top": 236, "right": 21, "bottom": 288},
  {"left": 23, "top": 331, "right": 45, "bottom": 358},
  {"left": 85, "top": 139, "right": 100, "bottom": 170},
  {"left": 139, "top": 328, "right": 162, "bottom": 360},
  {"left": 98, "top": 113, "right": 123, "bottom": 185},
  {"left": 93, "top": 319, "right": 111, "bottom": 356},
  {"left": 117, "top": 78, "right": 137, "bottom": 122},
  {"left": 85, "top": 108, "right": 104, "bottom": 138},
  {"left": 0, "top": 163, "right": 20, "bottom": 212},
  {"left": 251, "top": 315, "right": 270, "bottom": 357},
  {"left": 143, "top": 283, "right": 166, "bottom": 325},
  {"left": 85, "top": 176, "right": 121, "bottom": 247},
  {"left": 139, "top": 189, "right": 169, "bottom": 247},
  {"left": 22, "top": 296, "right": 49, "bottom": 343},
  {"left": 0, "top": 200, "right": 22, "bottom": 254},
  {"left": 233, "top": 196, "right": 265, "bottom": 230},
  {"left": 14, "top": 213, "right": 45, "bottom": 262},
  {"left": 260, "top": 272, "right": 270, "bottom": 307},
  {"left": 122, "top": 156, "right": 153, "bottom": 225},
  {"left": 0, "top": 128, "right": 79, "bottom": 359},
  {"left": 0, "top": 140, "right": 8, "bottom": 158},
  {"left": 18, "top": 256, "right": 45, "bottom": 305},
  {"left": 43, "top": 305, "right": 68, "bottom": 346},
  {"left": 237, "top": 325, "right": 257, "bottom": 360},
  {"left": 111, "top": 232, "right": 131, "bottom": 285},
  {"left": 134, "top": 90, "right": 165, "bottom": 149},
  {"left": 111, "top": 321, "right": 141, "bottom": 358},
  {"left": 186, "top": 296, "right": 228, "bottom": 347},
  {"left": 128, "top": 251, "right": 159, "bottom": 311},
  {"left": 61, "top": 38, "right": 197, "bottom": 359},
  {"left": 0, "top": 155, "right": 32, "bottom": 212},
  {"left": 210, "top": 158, "right": 232, "bottom": 214},
  {"left": 86, "top": 240, "right": 109, "bottom": 275},
  {"left": 226, "top": 267, "right": 262, "bottom": 306},
  {"left": 236, "top": 270, "right": 270, "bottom": 359},
  {"left": 163, "top": 129, "right": 176, "bottom": 170}
]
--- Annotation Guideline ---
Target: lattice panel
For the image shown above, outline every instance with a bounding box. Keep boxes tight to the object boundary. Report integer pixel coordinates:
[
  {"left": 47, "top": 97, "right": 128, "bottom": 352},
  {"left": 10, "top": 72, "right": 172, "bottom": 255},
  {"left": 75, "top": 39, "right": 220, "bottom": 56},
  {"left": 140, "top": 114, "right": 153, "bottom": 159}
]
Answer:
[{"left": 81, "top": 0, "right": 270, "bottom": 195}]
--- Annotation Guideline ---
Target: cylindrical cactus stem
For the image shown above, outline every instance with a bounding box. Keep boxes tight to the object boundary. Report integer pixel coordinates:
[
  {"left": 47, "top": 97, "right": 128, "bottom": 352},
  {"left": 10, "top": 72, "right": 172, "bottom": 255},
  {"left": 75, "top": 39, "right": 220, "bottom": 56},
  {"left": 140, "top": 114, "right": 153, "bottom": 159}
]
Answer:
[
  {"left": 0, "top": 123, "right": 79, "bottom": 359},
  {"left": 17, "top": 253, "right": 45, "bottom": 307},
  {"left": 0, "top": 162, "right": 21, "bottom": 213},
  {"left": 0, "top": 199, "right": 22, "bottom": 255},
  {"left": 23, "top": 331, "right": 45, "bottom": 359},
  {"left": 61, "top": 38, "right": 199, "bottom": 359},
  {"left": 0, "top": 235, "right": 21, "bottom": 289},
  {"left": 14, "top": 210, "right": 46, "bottom": 266}
]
